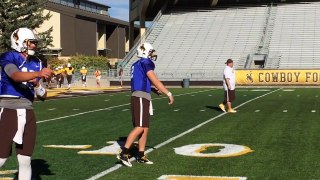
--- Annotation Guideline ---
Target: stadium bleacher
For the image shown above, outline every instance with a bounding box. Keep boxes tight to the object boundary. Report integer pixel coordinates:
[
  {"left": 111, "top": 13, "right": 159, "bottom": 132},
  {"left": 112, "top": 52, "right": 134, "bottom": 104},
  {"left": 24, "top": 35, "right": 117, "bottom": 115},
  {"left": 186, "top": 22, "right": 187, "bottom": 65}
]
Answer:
[
  {"left": 266, "top": 2, "right": 320, "bottom": 69},
  {"left": 118, "top": 1, "right": 320, "bottom": 81},
  {"left": 122, "top": 5, "right": 268, "bottom": 80}
]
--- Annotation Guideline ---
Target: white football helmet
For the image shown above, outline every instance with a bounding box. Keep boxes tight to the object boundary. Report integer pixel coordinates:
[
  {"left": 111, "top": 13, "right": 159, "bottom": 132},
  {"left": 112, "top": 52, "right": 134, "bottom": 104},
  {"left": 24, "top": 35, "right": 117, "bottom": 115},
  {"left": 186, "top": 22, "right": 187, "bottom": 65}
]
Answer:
[
  {"left": 67, "top": 63, "right": 71, "bottom": 68},
  {"left": 136, "top": 42, "right": 156, "bottom": 60},
  {"left": 11, "top": 27, "right": 38, "bottom": 55}
]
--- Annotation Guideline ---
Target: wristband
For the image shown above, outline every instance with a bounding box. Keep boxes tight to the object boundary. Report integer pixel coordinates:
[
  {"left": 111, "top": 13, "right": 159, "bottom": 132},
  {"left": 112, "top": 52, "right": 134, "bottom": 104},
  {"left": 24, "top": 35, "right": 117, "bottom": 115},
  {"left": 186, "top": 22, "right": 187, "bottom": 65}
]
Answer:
[{"left": 167, "top": 92, "right": 172, "bottom": 97}]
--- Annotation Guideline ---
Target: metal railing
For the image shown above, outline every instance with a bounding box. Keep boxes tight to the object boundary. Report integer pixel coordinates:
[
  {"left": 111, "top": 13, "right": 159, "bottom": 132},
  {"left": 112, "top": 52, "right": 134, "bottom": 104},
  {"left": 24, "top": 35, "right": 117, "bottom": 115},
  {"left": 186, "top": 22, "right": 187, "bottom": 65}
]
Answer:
[{"left": 116, "top": 2, "right": 169, "bottom": 70}]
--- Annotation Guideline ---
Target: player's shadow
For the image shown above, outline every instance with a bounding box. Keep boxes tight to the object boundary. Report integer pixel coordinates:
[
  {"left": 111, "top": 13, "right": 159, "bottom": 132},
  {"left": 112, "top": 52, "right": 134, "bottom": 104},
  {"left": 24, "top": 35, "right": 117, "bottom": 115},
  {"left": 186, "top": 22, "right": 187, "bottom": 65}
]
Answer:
[
  {"left": 205, "top": 105, "right": 223, "bottom": 112},
  {"left": 31, "top": 159, "right": 54, "bottom": 180},
  {"left": 13, "top": 159, "right": 54, "bottom": 180}
]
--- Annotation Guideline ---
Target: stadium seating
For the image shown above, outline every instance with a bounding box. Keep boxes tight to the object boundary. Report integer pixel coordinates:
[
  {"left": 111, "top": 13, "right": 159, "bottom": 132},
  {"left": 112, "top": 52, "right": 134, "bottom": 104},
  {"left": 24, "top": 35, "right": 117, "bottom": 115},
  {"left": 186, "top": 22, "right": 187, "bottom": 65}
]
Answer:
[
  {"left": 266, "top": 2, "right": 320, "bottom": 69},
  {"left": 119, "top": 2, "right": 320, "bottom": 81},
  {"left": 122, "top": 6, "right": 268, "bottom": 80}
]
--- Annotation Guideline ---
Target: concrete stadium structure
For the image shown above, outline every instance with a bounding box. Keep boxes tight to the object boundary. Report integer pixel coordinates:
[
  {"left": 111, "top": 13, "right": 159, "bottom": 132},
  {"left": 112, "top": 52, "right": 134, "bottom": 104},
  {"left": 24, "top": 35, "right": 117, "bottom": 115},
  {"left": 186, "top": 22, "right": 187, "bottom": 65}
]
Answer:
[{"left": 110, "top": 0, "right": 320, "bottom": 86}]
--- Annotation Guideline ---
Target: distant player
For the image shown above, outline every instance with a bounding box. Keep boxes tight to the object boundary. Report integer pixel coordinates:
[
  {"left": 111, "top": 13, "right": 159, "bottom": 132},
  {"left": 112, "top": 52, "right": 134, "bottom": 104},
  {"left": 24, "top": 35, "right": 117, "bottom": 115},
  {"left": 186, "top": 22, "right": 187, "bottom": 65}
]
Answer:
[
  {"left": 219, "top": 59, "right": 237, "bottom": 113},
  {"left": 80, "top": 66, "right": 88, "bottom": 87},
  {"left": 117, "top": 42, "right": 174, "bottom": 167},
  {"left": 119, "top": 65, "right": 123, "bottom": 88},
  {"left": 57, "top": 66, "right": 65, "bottom": 88},
  {"left": 65, "top": 63, "right": 74, "bottom": 90},
  {"left": 53, "top": 67, "right": 60, "bottom": 88},
  {"left": 0, "top": 27, "right": 52, "bottom": 180},
  {"left": 94, "top": 69, "right": 101, "bottom": 88}
]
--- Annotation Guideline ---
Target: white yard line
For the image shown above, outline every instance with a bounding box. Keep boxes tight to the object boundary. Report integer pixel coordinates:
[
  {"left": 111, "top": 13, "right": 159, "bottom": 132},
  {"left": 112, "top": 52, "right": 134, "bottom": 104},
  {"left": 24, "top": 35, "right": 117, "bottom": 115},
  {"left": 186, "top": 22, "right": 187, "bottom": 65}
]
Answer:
[
  {"left": 37, "top": 103, "right": 130, "bottom": 124},
  {"left": 35, "top": 91, "right": 129, "bottom": 102},
  {"left": 87, "top": 88, "right": 281, "bottom": 180},
  {"left": 37, "top": 89, "right": 213, "bottom": 124}
]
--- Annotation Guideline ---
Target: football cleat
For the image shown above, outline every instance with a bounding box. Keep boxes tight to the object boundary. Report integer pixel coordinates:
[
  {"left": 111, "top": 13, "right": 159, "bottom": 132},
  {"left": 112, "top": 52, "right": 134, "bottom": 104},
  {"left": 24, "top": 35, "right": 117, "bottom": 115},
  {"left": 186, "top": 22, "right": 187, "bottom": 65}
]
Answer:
[
  {"left": 219, "top": 104, "right": 226, "bottom": 112},
  {"left": 228, "top": 109, "right": 237, "bottom": 113},
  {"left": 117, "top": 152, "right": 132, "bottom": 167},
  {"left": 136, "top": 156, "right": 153, "bottom": 164}
]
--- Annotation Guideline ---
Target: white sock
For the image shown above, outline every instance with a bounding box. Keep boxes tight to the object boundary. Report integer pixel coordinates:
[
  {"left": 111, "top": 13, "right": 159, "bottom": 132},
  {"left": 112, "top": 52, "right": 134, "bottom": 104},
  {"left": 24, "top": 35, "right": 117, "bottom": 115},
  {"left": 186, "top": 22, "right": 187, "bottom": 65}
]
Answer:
[
  {"left": 0, "top": 158, "right": 7, "bottom": 167},
  {"left": 17, "top": 154, "right": 32, "bottom": 180}
]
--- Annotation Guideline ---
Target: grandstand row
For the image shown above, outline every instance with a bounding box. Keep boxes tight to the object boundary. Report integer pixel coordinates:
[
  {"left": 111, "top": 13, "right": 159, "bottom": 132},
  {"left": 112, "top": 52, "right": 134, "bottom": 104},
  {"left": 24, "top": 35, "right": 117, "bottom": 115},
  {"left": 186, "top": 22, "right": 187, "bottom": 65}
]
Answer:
[{"left": 116, "top": 1, "right": 320, "bottom": 83}]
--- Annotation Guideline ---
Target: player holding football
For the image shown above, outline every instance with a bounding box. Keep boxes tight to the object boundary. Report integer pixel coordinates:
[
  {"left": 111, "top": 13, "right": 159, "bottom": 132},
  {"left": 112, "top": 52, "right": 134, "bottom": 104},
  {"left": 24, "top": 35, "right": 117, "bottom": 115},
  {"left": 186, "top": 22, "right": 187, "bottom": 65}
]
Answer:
[
  {"left": 117, "top": 42, "right": 174, "bottom": 167},
  {"left": 0, "top": 28, "right": 52, "bottom": 180},
  {"left": 219, "top": 59, "right": 237, "bottom": 113}
]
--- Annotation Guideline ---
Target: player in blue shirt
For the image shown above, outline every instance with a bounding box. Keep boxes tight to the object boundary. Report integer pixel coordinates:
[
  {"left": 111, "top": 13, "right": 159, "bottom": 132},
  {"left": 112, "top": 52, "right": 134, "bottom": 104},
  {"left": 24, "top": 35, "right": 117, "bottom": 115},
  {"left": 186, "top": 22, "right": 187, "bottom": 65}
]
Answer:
[
  {"left": 117, "top": 42, "right": 174, "bottom": 167},
  {"left": 0, "top": 28, "right": 52, "bottom": 180}
]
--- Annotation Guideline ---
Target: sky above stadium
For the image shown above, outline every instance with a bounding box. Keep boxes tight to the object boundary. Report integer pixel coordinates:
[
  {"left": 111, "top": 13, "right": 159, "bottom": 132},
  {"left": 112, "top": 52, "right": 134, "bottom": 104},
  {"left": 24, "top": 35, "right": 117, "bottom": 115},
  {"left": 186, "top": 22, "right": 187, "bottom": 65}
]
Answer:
[{"left": 90, "top": 0, "right": 129, "bottom": 21}]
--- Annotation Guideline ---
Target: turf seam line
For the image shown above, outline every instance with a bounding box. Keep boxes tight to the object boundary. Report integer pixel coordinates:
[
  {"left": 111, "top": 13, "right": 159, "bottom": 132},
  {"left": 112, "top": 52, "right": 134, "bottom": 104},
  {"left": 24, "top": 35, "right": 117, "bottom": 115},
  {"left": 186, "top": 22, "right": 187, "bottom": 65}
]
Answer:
[
  {"left": 37, "top": 89, "right": 214, "bottom": 124},
  {"left": 86, "top": 88, "right": 281, "bottom": 180}
]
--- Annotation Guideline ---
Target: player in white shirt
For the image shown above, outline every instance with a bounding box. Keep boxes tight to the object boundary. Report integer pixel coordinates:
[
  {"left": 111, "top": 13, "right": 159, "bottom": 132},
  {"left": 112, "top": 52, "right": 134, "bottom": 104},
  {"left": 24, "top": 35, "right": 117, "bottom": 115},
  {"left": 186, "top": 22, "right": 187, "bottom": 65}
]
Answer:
[{"left": 219, "top": 59, "right": 237, "bottom": 113}]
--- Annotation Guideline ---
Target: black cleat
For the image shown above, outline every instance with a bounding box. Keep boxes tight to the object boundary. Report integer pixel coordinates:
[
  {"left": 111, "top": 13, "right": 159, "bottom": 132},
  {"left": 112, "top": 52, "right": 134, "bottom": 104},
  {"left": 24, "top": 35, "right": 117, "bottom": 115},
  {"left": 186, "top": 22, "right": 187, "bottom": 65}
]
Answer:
[
  {"left": 136, "top": 156, "right": 153, "bottom": 164},
  {"left": 117, "top": 152, "right": 132, "bottom": 167}
]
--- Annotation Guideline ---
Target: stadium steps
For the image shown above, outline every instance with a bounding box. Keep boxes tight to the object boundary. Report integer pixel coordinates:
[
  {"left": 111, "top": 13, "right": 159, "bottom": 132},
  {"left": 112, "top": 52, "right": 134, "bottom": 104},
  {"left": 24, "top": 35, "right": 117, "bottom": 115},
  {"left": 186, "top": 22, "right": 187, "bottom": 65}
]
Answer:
[{"left": 266, "top": 2, "right": 320, "bottom": 69}]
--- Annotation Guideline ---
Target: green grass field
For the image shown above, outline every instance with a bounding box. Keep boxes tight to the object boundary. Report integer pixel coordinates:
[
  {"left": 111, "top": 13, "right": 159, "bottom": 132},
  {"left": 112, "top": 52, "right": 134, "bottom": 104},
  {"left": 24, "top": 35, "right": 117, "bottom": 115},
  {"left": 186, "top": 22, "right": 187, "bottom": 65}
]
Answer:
[{"left": 1, "top": 88, "right": 320, "bottom": 180}]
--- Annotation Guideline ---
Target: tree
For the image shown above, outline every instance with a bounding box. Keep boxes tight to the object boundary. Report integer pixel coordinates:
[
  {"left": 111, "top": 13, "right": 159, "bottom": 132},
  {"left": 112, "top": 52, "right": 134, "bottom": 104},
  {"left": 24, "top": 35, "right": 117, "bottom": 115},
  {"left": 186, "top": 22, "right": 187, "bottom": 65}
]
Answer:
[{"left": 0, "top": 0, "right": 53, "bottom": 52}]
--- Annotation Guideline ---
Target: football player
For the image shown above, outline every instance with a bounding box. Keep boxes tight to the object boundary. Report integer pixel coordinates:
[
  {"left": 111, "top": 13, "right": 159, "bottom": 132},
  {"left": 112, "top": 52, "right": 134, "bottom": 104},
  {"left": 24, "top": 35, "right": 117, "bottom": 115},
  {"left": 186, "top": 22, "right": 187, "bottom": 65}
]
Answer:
[
  {"left": 65, "top": 63, "right": 74, "bottom": 90},
  {"left": 80, "top": 66, "right": 88, "bottom": 87},
  {"left": 117, "top": 42, "right": 174, "bottom": 167},
  {"left": 0, "top": 27, "right": 52, "bottom": 180}
]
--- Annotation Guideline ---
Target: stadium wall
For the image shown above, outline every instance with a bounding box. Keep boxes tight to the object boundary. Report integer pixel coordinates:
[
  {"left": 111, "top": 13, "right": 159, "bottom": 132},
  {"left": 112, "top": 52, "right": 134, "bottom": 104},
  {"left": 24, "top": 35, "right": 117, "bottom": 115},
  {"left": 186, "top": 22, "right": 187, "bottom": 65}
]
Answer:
[
  {"left": 237, "top": 70, "right": 320, "bottom": 85},
  {"left": 111, "top": 69, "right": 320, "bottom": 87},
  {"left": 110, "top": 81, "right": 222, "bottom": 87}
]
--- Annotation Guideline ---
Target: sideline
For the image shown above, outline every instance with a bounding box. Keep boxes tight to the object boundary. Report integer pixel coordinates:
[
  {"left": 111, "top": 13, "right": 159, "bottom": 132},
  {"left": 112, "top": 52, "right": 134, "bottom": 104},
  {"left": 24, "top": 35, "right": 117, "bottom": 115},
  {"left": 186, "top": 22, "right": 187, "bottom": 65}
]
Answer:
[
  {"left": 86, "top": 88, "right": 281, "bottom": 180},
  {"left": 37, "top": 89, "right": 214, "bottom": 124}
]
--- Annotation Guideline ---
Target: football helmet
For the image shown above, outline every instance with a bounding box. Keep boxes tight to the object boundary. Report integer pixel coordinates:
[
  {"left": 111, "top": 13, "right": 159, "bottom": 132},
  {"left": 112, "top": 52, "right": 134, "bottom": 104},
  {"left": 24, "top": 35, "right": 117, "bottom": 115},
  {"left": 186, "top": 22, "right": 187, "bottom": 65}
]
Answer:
[
  {"left": 136, "top": 42, "right": 157, "bottom": 60},
  {"left": 11, "top": 27, "right": 38, "bottom": 55}
]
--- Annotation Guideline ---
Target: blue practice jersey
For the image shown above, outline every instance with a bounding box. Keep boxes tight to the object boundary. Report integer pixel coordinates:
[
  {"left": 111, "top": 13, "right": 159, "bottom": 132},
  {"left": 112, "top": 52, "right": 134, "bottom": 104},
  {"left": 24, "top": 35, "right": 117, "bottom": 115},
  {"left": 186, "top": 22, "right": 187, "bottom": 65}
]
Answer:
[
  {"left": 131, "top": 58, "right": 155, "bottom": 93},
  {"left": 0, "top": 51, "right": 43, "bottom": 102}
]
